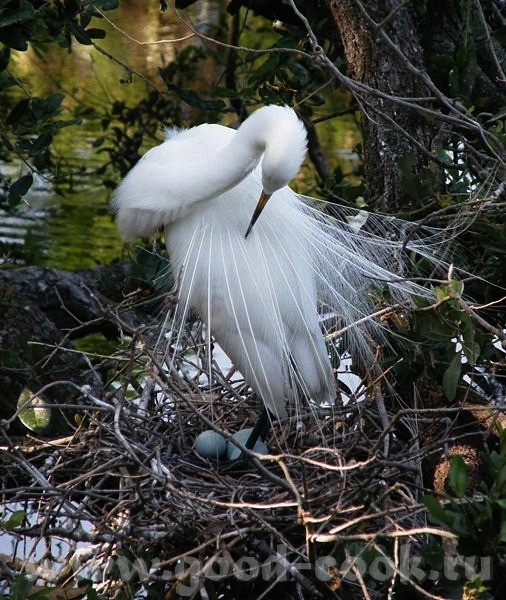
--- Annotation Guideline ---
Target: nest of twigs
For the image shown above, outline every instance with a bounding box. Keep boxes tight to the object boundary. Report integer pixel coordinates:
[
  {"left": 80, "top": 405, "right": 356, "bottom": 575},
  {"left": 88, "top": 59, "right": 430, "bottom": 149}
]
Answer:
[{"left": 2, "top": 305, "right": 504, "bottom": 600}]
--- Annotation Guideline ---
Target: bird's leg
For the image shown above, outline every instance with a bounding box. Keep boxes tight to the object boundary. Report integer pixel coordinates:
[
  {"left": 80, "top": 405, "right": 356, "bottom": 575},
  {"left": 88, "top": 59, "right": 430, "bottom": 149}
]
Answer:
[
  {"left": 244, "top": 407, "right": 271, "bottom": 450},
  {"left": 212, "top": 407, "right": 272, "bottom": 474},
  {"left": 223, "top": 407, "right": 271, "bottom": 470}
]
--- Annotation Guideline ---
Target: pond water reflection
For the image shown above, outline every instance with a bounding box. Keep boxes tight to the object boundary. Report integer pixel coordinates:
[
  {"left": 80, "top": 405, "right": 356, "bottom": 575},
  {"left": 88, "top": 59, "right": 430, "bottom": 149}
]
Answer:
[
  {"left": 0, "top": 1, "right": 198, "bottom": 269},
  {"left": 0, "top": 142, "right": 121, "bottom": 270}
]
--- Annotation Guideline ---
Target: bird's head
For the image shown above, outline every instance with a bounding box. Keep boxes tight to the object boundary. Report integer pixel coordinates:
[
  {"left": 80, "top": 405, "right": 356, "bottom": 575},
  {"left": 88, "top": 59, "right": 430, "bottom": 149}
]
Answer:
[{"left": 245, "top": 106, "right": 307, "bottom": 238}]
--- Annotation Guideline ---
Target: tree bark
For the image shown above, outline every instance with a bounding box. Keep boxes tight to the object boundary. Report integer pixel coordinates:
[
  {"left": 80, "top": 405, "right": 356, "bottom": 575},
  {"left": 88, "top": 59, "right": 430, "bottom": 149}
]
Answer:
[
  {"left": 424, "top": 0, "right": 506, "bottom": 112},
  {"left": 325, "top": 0, "right": 437, "bottom": 212},
  {"left": 0, "top": 265, "right": 128, "bottom": 434}
]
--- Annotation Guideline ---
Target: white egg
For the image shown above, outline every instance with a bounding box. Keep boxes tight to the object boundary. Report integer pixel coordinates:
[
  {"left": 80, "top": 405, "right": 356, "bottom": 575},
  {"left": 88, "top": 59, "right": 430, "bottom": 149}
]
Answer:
[
  {"left": 226, "top": 428, "right": 269, "bottom": 461},
  {"left": 194, "top": 430, "right": 227, "bottom": 459}
]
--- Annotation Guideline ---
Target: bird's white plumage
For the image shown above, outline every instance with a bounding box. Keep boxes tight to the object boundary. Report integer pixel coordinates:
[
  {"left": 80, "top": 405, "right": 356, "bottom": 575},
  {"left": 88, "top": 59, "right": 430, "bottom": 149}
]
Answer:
[
  {"left": 112, "top": 105, "right": 444, "bottom": 420},
  {"left": 112, "top": 106, "right": 307, "bottom": 240},
  {"left": 164, "top": 178, "right": 334, "bottom": 418}
]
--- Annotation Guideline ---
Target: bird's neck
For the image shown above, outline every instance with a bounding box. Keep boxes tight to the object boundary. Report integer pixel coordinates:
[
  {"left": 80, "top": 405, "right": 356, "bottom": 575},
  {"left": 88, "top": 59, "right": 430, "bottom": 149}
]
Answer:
[{"left": 208, "top": 122, "right": 266, "bottom": 198}]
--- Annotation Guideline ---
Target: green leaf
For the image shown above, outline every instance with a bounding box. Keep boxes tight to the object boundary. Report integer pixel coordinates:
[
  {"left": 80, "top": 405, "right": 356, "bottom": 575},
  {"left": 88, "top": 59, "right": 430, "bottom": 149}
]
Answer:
[
  {"left": 2, "top": 509, "right": 25, "bottom": 530},
  {"left": 459, "top": 310, "right": 479, "bottom": 364},
  {"left": 31, "top": 93, "right": 64, "bottom": 119},
  {"left": 175, "top": 0, "right": 198, "bottom": 8},
  {"left": 45, "top": 117, "right": 82, "bottom": 131},
  {"left": 248, "top": 53, "right": 281, "bottom": 87},
  {"left": 164, "top": 82, "right": 225, "bottom": 111},
  {"left": 0, "top": 0, "right": 34, "bottom": 28},
  {"left": 6, "top": 98, "right": 31, "bottom": 125},
  {"left": 70, "top": 22, "right": 92, "bottom": 45},
  {"left": 0, "top": 25, "right": 29, "bottom": 51},
  {"left": 442, "top": 352, "right": 462, "bottom": 402},
  {"left": 450, "top": 279, "right": 464, "bottom": 297},
  {"left": 0, "top": 45, "right": 10, "bottom": 71},
  {"left": 455, "top": 43, "right": 468, "bottom": 70},
  {"left": 26, "top": 587, "right": 58, "bottom": 599},
  {"left": 28, "top": 132, "right": 53, "bottom": 155},
  {"left": 499, "top": 507, "right": 506, "bottom": 543},
  {"left": 448, "top": 454, "right": 468, "bottom": 498},
  {"left": 85, "top": 587, "right": 98, "bottom": 600},
  {"left": 398, "top": 153, "right": 428, "bottom": 202},
  {"left": 417, "top": 316, "right": 452, "bottom": 342},
  {"left": 422, "top": 494, "right": 454, "bottom": 528},
  {"left": 86, "top": 27, "right": 106, "bottom": 39},
  {"left": 289, "top": 62, "right": 310, "bottom": 86},
  {"left": 462, "top": 341, "right": 480, "bottom": 364},
  {"left": 9, "top": 574, "right": 33, "bottom": 600},
  {"left": 8, "top": 173, "right": 33, "bottom": 205},
  {"left": 422, "top": 495, "right": 470, "bottom": 536},
  {"left": 211, "top": 85, "right": 245, "bottom": 98},
  {"left": 499, "top": 428, "right": 506, "bottom": 461},
  {"left": 17, "top": 387, "right": 52, "bottom": 433},
  {"left": 495, "top": 462, "right": 506, "bottom": 497},
  {"left": 84, "top": 0, "right": 120, "bottom": 8},
  {"left": 449, "top": 67, "right": 459, "bottom": 96},
  {"left": 433, "top": 284, "right": 451, "bottom": 303}
]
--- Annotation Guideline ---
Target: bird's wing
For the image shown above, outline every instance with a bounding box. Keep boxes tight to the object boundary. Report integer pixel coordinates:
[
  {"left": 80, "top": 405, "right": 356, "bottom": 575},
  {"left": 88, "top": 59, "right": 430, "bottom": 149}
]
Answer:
[{"left": 111, "top": 125, "right": 234, "bottom": 240}]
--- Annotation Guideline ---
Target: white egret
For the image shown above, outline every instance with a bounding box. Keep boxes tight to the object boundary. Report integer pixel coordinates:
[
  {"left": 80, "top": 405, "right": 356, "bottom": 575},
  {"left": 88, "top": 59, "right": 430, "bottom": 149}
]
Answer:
[{"left": 112, "top": 105, "right": 445, "bottom": 449}]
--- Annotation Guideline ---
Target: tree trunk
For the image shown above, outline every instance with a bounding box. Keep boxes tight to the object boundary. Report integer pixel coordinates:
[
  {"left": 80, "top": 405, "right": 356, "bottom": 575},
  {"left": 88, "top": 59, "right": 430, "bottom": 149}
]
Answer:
[
  {"left": 324, "top": 0, "right": 437, "bottom": 212},
  {"left": 424, "top": 0, "right": 506, "bottom": 114}
]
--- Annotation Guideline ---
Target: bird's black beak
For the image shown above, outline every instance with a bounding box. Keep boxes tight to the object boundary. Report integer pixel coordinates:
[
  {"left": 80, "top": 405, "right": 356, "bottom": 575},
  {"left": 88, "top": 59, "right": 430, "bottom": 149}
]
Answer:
[{"left": 245, "top": 191, "right": 271, "bottom": 239}]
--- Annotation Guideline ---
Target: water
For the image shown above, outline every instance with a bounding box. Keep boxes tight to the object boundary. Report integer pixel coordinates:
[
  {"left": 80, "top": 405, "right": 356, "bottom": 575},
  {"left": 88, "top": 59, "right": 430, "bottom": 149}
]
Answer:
[
  {"left": 0, "top": 170, "right": 120, "bottom": 269},
  {"left": 0, "top": 1, "right": 206, "bottom": 269}
]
